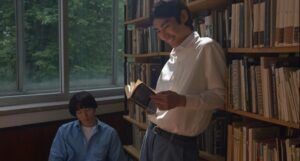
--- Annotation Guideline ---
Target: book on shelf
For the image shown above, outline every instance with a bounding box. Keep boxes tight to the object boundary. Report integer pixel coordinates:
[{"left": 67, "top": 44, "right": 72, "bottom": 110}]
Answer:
[
  {"left": 125, "top": 79, "right": 156, "bottom": 114},
  {"left": 230, "top": 124, "right": 300, "bottom": 161},
  {"left": 228, "top": 122, "right": 282, "bottom": 161},
  {"left": 293, "top": 0, "right": 299, "bottom": 46},
  {"left": 198, "top": 111, "right": 228, "bottom": 157},
  {"left": 226, "top": 0, "right": 299, "bottom": 48},
  {"left": 193, "top": 10, "right": 227, "bottom": 48},
  {"left": 228, "top": 56, "right": 300, "bottom": 124}
]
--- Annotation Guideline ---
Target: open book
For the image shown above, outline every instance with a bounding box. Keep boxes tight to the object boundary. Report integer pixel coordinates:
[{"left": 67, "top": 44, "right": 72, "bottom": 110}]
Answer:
[{"left": 125, "top": 80, "right": 157, "bottom": 114}]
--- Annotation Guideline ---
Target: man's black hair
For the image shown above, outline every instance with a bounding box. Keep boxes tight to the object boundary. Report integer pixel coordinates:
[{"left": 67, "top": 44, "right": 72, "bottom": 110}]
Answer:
[
  {"left": 150, "top": 1, "right": 194, "bottom": 30},
  {"left": 69, "top": 91, "right": 97, "bottom": 117}
]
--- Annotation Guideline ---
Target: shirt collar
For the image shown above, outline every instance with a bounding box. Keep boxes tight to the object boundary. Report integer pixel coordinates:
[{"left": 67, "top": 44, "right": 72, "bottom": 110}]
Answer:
[
  {"left": 170, "top": 31, "right": 199, "bottom": 61},
  {"left": 75, "top": 119, "right": 102, "bottom": 131},
  {"left": 174, "top": 31, "right": 198, "bottom": 51}
]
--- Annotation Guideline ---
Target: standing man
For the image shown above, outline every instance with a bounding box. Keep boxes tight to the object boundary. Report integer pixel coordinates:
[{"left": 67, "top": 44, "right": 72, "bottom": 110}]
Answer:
[
  {"left": 49, "top": 91, "right": 126, "bottom": 161},
  {"left": 140, "top": 1, "right": 226, "bottom": 161}
]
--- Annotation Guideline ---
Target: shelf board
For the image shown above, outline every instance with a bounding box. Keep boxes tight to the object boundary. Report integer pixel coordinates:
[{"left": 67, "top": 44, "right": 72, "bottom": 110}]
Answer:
[
  {"left": 199, "top": 150, "right": 225, "bottom": 161},
  {"left": 227, "top": 46, "right": 300, "bottom": 53},
  {"left": 123, "top": 115, "right": 148, "bottom": 130},
  {"left": 123, "top": 145, "right": 140, "bottom": 160},
  {"left": 124, "top": 17, "right": 149, "bottom": 25},
  {"left": 159, "top": 52, "right": 170, "bottom": 56},
  {"left": 123, "top": 52, "right": 169, "bottom": 58},
  {"left": 123, "top": 145, "right": 225, "bottom": 161},
  {"left": 187, "top": 0, "right": 227, "bottom": 12},
  {"left": 225, "top": 108, "right": 300, "bottom": 129}
]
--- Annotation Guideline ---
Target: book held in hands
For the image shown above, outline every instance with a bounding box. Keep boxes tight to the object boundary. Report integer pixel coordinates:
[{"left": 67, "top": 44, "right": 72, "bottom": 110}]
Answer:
[{"left": 125, "top": 80, "right": 157, "bottom": 114}]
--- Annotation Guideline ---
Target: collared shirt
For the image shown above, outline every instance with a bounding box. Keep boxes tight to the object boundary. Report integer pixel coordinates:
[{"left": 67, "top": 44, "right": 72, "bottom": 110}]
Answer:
[
  {"left": 48, "top": 119, "right": 126, "bottom": 161},
  {"left": 148, "top": 31, "right": 226, "bottom": 137}
]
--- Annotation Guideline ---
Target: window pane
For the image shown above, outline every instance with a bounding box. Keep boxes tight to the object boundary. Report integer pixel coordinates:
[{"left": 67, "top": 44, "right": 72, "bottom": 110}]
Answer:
[
  {"left": 68, "top": 0, "right": 115, "bottom": 90},
  {"left": 24, "top": 0, "right": 60, "bottom": 93},
  {"left": 116, "top": 0, "right": 125, "bottom": 86},
  {"left": 0, "top": 0, "right": 17, "bottom": 96}
]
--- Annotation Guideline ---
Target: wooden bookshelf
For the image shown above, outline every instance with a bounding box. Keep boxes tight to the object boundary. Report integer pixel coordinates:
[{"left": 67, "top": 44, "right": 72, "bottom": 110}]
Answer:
[
  {"left": 227, "top": 46, "right": 300, "bottom": 53},
  {"left": 123, "top": 145, "right": 140, "bottom": 160},
  {"left": 123, "top": 115, "right": 147, "bottom": 130},
  {"left": 158, "top": 52, "right": 170, "bottom": 56},
  {"left": 199, "top": 150, "right": 225, "bottom": 161},
  {"left": 123, "top": 52, "right": 169, "bottom": 58},
  {"left": 225, "top": 108, "right": 300, "bottom": 129},
  {"left": 123, "top": 144, "right": 225, "bottom": 161},
  {"left": 124, "top": 16, "right": 149, "bottom": 25},
  {"left": 123, "top": 115, "right": 226, "bottom": 161},
  {"left": 124, "top": 0, "right": 300, "bottom": 161},
  {"left": 187, "top": 0, "right": 227, "bottom": 13},
  {"left": 123, "top": 1, "right": 170, "bottom": 158}
]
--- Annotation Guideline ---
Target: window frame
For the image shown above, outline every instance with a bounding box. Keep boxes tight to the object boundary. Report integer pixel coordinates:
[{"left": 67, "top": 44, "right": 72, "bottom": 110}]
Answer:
[{"left": 0, "top": 0, "right": 123, "bottom": 108}]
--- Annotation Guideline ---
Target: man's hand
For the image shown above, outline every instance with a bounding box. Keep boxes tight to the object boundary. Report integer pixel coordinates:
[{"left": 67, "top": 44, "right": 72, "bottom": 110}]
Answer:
[{"left": 150, "top": 90, "right": 186, "bottom": 110}]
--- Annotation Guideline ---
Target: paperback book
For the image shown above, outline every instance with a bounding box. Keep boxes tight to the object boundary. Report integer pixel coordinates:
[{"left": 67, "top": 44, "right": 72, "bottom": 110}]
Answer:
[{"left": 125, "top": 80, "right": 157, "bottom": 114}]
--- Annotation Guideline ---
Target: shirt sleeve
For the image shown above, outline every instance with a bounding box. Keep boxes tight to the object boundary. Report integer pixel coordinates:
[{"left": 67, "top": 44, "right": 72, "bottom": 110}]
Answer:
[
  {"left": 107, "top": 129, "right": 126, "bottom": 161},
  {"left": 48, "top": 127, "right": 67, "bottom": 161},
  {"left": 185, "top": 41, "right": 226, "bottom": 111}
]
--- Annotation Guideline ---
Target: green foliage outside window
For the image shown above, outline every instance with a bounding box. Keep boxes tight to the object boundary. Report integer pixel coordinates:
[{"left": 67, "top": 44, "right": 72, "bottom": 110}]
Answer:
[
  {"left": 0, "top": 0, "right": 16, "bottom": 89},
  {"left": 0, "top": 0, "right": 124, "bottom": 96}
]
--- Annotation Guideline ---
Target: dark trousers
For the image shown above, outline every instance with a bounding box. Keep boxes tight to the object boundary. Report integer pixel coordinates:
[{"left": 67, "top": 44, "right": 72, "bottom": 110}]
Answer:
[{"left": 140, "top": 123, "right": 199, "bottom": 161}]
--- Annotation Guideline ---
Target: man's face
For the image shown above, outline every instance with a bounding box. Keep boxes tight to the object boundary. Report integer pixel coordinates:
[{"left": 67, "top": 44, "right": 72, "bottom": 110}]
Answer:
[
  {"left": 76, "top": 108, "right": 96, "bottom": 127},
  {"left": 153, "top": 17, "right": 188, "bottom": 48}
]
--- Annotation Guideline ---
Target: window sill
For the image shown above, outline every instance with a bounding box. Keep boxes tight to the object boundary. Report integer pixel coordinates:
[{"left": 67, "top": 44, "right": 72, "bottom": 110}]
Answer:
[{"left": 0, "top": 95, "right": 125, "bottom": 128}]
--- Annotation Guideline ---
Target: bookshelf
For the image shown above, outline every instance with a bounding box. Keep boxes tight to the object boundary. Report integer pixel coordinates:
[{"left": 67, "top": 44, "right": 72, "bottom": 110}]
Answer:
[
  {"left": 123, "top": 0, "right": 229, "bottom": 161},
  {"left": 123, "top": 115, "right": 227, "bottom": 161},
  {"left": 225, "top": 0, "right": 300, "bottom": 160},
  {"left": 225, "top": 108, "right": 300, "bottom": 129},
  {"left": 123, "top": 52, "right": 169, "bottom": 58},
  {"left": 227, "top": 46, "right": 300, "bottom": 53},
  {"left": 199, "top": 151, "right": 225, "bottom": 161},
  {"left": 123, "top": 145, "right": 140, "bottom": 160},
  {"left": 123, "top": 115, "right": 147, "bottom": 130},
  {"left": 123, "top": 137, "right": 225, "bottom": 161},
  {"left": 187, "top": 0, "right": 226, "bottom": 12},
  {"left": 123, "top": 0, "right": 170, "bottom": 160},
  {"left": 124, "top": 0, "right": 300, "bottom": 161},
  {"left": 124, "top": 17, "right": 149, "bottom": 25}
]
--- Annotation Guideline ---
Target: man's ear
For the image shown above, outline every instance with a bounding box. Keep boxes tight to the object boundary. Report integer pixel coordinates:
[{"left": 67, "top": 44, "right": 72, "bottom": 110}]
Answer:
[{"left": 180, "top": 10, "right": 189, "bottom": 24}]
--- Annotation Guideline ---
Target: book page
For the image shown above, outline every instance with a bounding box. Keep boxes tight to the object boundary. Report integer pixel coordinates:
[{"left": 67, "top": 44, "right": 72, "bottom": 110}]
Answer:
[{"left": 125, "top": 80, "right": 157, "bottom": 114}]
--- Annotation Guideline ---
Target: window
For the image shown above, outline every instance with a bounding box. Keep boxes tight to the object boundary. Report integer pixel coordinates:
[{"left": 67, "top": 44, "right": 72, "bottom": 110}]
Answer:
[
  {"left": 0, "top": 0, "right": 124, "bottom": 107},
  {"left": 0, "top": 0, "right": 17, "bottom": 95},
  {"left": 24, "top": 0, "right": 60, "bottom": 93}
]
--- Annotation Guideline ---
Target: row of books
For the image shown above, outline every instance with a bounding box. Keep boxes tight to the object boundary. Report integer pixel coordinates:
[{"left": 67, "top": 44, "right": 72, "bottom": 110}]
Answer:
[
  {"left": 127, "top": 101, "right": 149, "bottom": 124},
  {"left": 125, "top": 0, "right": 154, "bottom": 20},
  {"left": 125, "top": 64, "right": 154, "bottom": 160},
  {"left": 194, "top": 10, "right": 227, "bottom": 48},
  {"left": 125, "top": 26, "right": 172, "bottom": 54},
  {"left": 126, "top": 0, "right": 299, "bottom": 51},
  {"left": 198, "top": 112, "right": 228, "bottom": 156},
  {"left": 227, "top": 56, "right": 300, "bottom": 123},
  {"left": 193, "top": 0, "right": 299, "bottom": 49},
  {"left": 227, "top": 123, "right": 300, "bottom": 161},
  {"left": 126, "top": 62, "right": 161, "bottom": 119},
  {"left": 228, "top": 0, "right": 299, "bottom": 48},
  {"left": 126, "top": 62, "right": 161, "bottom": 89}
]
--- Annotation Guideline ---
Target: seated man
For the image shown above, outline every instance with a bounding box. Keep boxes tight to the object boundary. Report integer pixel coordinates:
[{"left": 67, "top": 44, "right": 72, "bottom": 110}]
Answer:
[{"left": 49, "top": 91, "right": 125, "bottom": 161}]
